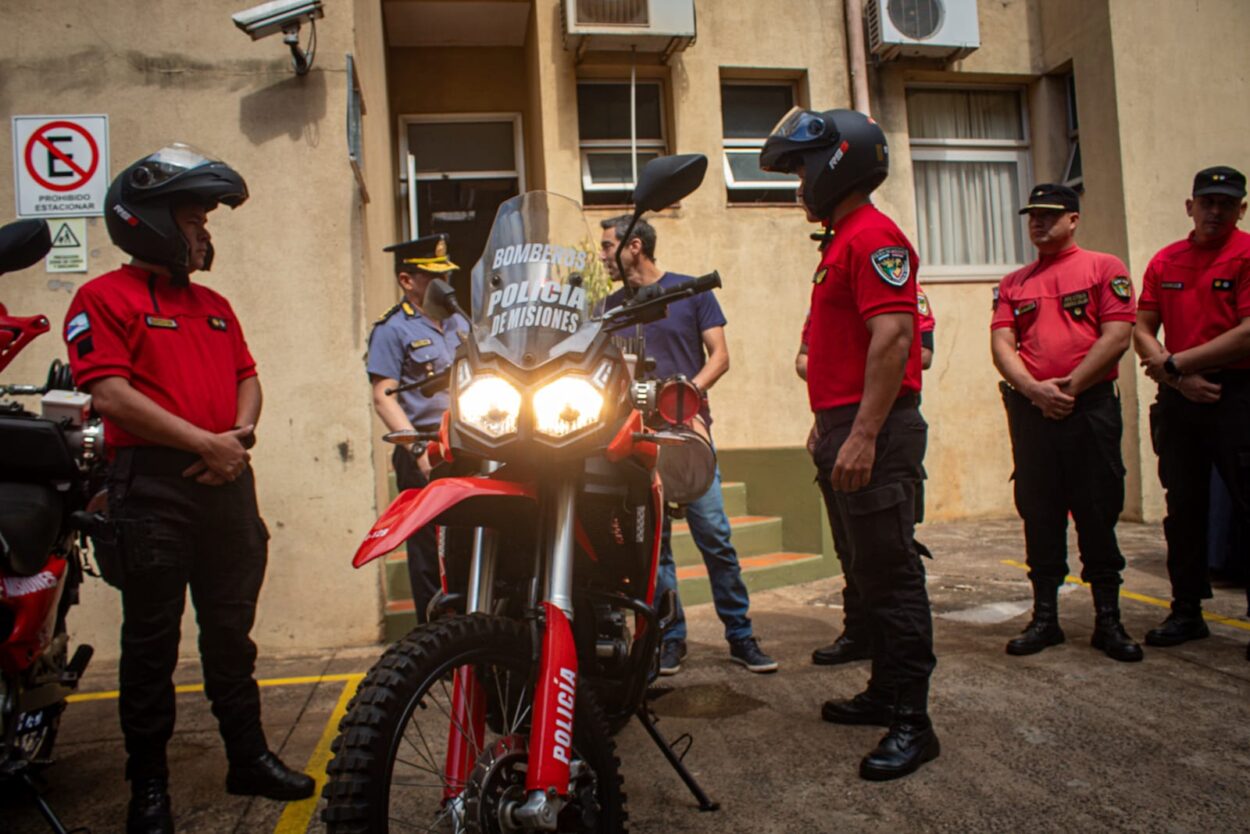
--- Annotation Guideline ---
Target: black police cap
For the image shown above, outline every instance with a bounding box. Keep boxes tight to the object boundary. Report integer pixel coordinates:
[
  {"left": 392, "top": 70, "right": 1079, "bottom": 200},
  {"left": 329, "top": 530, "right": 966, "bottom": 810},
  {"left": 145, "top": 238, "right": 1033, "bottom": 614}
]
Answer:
[
  {"left": 384, "top": 233, "right": 458, "bottom": 274},
  {"left": 1019, "top": 183, "right": 1080, "bottom": 215},
  {"left": 1192, "top": 166, "right": 1246, "bottom": 199}
]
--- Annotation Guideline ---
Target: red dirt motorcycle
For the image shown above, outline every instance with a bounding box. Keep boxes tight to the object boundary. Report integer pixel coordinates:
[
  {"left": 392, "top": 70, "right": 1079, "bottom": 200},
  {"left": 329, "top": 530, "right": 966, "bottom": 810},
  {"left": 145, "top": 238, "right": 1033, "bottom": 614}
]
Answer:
[
  {"left": 322, "top": 156, "right": 723, "bottom": 832},
  {"left": 0, "top": 218, "right": 99, "bottom": 834}
]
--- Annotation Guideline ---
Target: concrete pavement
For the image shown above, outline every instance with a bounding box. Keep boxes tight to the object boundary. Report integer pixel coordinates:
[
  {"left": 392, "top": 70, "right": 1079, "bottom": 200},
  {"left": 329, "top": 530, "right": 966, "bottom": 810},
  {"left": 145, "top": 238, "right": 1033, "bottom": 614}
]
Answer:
[{"left": 4, "top": 519, "right": 1248, "bottom": 833}]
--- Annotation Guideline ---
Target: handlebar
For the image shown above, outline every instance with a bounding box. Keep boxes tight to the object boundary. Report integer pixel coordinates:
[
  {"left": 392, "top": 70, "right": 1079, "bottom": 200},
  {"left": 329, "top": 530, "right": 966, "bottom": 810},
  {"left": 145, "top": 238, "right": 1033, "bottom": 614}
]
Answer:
[
  {"left": 602, "top": 270, "right": 721, "bottom": 331},
  {"left": 0, "top": 383, "right": 44, "bottom": 396},
  {"left": 385, "top": 366, "right": 451, "bottom": 397}
]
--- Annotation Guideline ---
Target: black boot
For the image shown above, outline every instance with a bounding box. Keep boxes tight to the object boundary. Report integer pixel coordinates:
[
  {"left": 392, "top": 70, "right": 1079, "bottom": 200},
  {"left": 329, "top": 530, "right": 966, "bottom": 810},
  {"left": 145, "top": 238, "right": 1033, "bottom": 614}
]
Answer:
[
  {"left": 1006, "top": 582, "right": 1065, "bottom": 655},
  {"left": 127, "top": 777, "right": 174, "bottom": 834},
  {"left": 811, "top": 632, "right": 872, "bottom": 666},
  {"left": 1144, "top": 601, "right": 1210, "bottom": 647},
  {"left": 821, "top": 688, "right": 893, "bottom": 726},
  {"left": 859, "top": 684, "right": 939, "bottom": 781},
  {"left": 1089, "top": 585, "right": 1143, "bottom": 662},
  {"left": 226, "top": 751, "right": 315, "bottom": 800}
]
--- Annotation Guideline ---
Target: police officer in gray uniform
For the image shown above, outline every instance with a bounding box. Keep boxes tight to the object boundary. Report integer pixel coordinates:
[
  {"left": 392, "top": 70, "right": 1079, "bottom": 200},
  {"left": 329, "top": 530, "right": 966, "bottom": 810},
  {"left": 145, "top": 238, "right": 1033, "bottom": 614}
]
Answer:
[{"left": 366, "top": 234, "right": 469, "bottom": 622}]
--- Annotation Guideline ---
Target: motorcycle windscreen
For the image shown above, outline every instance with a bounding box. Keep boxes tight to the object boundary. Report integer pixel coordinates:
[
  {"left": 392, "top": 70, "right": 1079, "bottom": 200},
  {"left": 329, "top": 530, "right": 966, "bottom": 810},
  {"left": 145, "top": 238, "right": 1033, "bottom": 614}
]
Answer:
[{"left": 469, "top": 192, "right": 612, "bottom": 370}]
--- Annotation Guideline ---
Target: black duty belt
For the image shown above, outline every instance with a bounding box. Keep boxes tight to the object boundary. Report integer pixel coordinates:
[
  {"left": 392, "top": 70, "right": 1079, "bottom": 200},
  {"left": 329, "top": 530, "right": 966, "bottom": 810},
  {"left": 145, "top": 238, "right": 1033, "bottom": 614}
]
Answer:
[
  {"left": 114, "top": 446, "right": 210, "bottom": 477},
  {"left": 815, "top": 391, "right": 920, "bottom": 435}
]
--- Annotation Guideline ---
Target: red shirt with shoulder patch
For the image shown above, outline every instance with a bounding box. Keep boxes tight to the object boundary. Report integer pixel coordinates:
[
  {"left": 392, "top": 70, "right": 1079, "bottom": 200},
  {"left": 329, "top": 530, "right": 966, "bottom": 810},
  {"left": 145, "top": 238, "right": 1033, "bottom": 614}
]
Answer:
[
  {"left": 991, "top": 246, "right": 1135, "bottom": 382},
  {"left": 1138, "top": 229, "right": 1250, "bottom": 370},
  {"left": 806, "top": 204, "right": 922, "bottom": 410},
  {"left": 63, "top": 264, "right": 257, "bottom": 448}
]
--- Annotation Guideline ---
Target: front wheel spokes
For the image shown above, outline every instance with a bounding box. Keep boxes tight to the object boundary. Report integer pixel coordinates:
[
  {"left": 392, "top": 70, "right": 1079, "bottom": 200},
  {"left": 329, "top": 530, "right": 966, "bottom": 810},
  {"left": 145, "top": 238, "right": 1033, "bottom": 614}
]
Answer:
[{"left": 389, "top": 659, "right": 532, "bottom": 828}]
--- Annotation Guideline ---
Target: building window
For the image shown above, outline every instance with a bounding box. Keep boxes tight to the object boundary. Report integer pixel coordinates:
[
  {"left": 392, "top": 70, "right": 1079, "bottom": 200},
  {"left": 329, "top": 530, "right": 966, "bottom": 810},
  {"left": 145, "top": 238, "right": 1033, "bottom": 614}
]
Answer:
[
  {"left": 577, "top": 80, "right": 666, "bottom": 206},
  {"left": 907, "top": 88, "right": 1031, "bottom": 274},
  {"left": 720, "top": 81, "right": 800, "bottom": 203},
  {"left": 1063, "top": 73, "right": 1082, "bottom": 191}
]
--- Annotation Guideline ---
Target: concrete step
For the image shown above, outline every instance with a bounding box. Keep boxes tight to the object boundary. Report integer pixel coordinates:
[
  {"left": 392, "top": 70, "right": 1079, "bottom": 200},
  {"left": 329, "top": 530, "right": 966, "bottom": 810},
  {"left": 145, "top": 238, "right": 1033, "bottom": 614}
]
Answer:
[
  {"left": 676, "top": 551, "right": 832, "bottom": 607},
  {"left": 385, "top": 550, "right": 412, "bottom": 603},
  {"left": 720, "top": 480, "right": 747, "bottom": 517},
  {"left": 384, "top": 599, "right": 419, "bottom": 643},
  {"left": 670, "top": 515, "right": 783, "bottom": 566}
]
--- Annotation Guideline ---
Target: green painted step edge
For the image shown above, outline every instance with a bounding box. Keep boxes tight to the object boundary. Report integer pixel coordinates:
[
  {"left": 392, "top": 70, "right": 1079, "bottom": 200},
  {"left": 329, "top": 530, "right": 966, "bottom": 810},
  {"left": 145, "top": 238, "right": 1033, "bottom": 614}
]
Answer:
[
  {"left": 720, "top": 481, "right": 747, "bottom": 517},
  {"left": 670, "top": 516, "right": 783, "bottom": 566},
  {"left": 677, "top": 553, "right": 834, "bottom": 607}
]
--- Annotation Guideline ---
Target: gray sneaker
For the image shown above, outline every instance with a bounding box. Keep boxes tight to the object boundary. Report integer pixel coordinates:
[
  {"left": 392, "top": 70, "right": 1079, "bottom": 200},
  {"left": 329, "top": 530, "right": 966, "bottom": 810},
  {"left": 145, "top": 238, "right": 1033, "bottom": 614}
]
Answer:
[
  {"left": 659, "top": 639, "right": 687, "bottom": 676},
  {"left": 729, "top": 637, "right": 778, "bottom": 673}
]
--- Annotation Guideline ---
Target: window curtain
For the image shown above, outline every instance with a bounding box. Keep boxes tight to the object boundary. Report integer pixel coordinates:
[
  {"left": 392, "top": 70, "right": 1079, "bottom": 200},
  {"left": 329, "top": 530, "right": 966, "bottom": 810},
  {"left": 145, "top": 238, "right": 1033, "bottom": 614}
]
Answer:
[{"left": 914, "top": 160, "right": 1022, "bottom": 265}]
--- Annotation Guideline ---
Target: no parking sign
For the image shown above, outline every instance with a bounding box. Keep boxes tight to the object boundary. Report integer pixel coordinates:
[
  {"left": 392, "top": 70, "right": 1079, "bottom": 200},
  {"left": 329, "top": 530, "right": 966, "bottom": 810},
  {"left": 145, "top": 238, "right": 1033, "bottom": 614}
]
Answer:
[{"left": 12, "top": 115, "right": 109, "bottom": 218}]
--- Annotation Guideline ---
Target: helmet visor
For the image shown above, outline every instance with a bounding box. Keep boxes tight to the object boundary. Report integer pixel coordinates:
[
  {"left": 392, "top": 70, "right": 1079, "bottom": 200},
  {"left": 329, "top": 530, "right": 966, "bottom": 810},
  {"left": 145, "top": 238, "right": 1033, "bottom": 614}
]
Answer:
[
  {"left": 130, "top": 143, "right": 223, "bottom": 190},
  {"left": 768, "top": 107, "right": 829, "bottom": 143}
]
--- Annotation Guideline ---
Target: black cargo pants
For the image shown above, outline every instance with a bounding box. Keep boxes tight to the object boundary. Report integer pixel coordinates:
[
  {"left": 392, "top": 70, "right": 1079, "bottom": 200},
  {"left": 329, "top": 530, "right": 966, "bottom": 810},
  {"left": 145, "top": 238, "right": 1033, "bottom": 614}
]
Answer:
[
  {"left": 1001, "top": 380, "right": 1127, "bottom": 589},
  {"left": 1149, "top": 373, "right": 1250, "bottom": 605},
  {"left": 813, "top": 397, "right": 936, "bottom": 704},
  {"left": 108, "top": 447, "right": 270, "bottom": 783}
]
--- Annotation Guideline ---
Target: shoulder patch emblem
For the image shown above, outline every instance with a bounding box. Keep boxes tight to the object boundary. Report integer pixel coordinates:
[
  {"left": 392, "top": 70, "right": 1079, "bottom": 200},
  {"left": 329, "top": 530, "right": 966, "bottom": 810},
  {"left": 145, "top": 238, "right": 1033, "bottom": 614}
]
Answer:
[
  {"left": 144, "top": 315, "right": 178, "bottom": 330},
  {"left": 1110, "top": 276, "right": 1132, "bottom": 299},
  {"left": 1213, "top": 278, "right": 1234, "bottom": 291},
  {"left": 992, "top": 287, "right": 1000, "bottom": 312},
  {"left": 208, "top": 317, "right": 228, "bottom": 332},
  {"left": 916, "top": 290, "right": 930, "bottom": 316},
  {"left": 410, "top": 338, "right": 433, "bottom": 350},
  {"left": 870, "top": 247, "right": 911, "bottom": 287},
  {"left": 1161, "top": 281, "right": 1184, "bottom": 290},
  {"left": 812, "top": 267, "right": 827, "bottom": 285},
  {"left": 66, "top": 312, "right": 90, "bottom": 342}
]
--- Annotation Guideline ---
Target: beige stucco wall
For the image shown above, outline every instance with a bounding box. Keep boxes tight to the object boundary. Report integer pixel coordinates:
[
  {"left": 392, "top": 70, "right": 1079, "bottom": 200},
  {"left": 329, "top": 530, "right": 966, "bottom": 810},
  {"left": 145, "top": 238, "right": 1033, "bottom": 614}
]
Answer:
[{"left": 0, "top": 0, "right": 383, "bottom": 661}]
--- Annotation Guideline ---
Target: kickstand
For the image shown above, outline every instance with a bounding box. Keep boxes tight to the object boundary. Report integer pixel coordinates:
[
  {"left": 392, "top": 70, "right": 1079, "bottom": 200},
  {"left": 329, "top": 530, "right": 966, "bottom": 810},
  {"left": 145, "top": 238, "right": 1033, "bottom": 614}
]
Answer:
[
  {"left": 19, "top": 771, "right": 83, "bottom": 834},
  {"left": 635, "top": 707, "right": 719, "bottom": 812}
]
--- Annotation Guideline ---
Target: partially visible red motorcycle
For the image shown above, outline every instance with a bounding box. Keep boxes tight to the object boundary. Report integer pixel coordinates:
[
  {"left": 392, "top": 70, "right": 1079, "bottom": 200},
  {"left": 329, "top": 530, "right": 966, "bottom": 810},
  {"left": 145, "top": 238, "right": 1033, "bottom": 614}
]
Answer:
[
  {"left": 321, "top": 155, "right": 723, "bottom": 833},
  {"left": 0, "top": 218, "right": 99, "bottom": 834}
]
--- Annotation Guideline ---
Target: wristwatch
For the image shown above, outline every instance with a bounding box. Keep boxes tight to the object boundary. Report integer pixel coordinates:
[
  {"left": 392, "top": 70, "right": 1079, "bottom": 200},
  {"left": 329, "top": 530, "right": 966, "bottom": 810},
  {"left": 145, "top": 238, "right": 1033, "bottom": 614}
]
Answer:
[{"left": 1163, "top": 355, "right": 1181, "bottom": 379}]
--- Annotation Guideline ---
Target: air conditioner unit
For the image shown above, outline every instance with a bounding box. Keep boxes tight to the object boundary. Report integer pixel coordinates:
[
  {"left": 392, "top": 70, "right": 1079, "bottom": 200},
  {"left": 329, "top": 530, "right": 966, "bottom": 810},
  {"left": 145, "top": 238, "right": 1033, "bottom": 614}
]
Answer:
[
  {"left": 865, "top": 0, "right": 980, "bottom": 61},
  {"left": 562, "top": 0, "right": 697, "bottom": 63}
]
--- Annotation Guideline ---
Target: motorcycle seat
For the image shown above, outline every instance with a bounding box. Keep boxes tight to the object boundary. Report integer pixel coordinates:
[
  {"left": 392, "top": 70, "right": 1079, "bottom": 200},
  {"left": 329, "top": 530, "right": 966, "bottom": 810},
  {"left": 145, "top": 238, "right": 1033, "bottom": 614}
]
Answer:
[{"left": 0, "top": 482, "right": 62, "bottom": 577}]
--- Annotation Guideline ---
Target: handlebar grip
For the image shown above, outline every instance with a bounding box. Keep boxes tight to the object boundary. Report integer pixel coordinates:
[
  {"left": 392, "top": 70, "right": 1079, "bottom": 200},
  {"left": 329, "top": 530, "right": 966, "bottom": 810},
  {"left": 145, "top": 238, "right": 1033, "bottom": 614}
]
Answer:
[{"left": 667, "top": 271, "right": 722, "bottom": 297}]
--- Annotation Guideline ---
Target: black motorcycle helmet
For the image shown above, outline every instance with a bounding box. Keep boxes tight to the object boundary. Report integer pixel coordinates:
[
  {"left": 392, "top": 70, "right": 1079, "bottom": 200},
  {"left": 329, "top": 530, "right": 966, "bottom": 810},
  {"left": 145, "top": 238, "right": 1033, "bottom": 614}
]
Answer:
[
  {"left": 760, "top": 108, "right": 889, "bottom": 220},
  {"left": 105, "top": 143, "right": 248, "bottom": 282}
]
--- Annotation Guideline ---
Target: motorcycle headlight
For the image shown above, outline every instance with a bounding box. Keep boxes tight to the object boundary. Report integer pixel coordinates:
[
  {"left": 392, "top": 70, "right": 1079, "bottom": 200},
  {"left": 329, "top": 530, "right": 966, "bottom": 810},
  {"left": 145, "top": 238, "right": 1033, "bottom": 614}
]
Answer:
[
  {"left": 457, "top": 374, "right": 522, "bottom": 438},
  {"left": 533, "top": 375, "right": 605, "bottom": 438}
]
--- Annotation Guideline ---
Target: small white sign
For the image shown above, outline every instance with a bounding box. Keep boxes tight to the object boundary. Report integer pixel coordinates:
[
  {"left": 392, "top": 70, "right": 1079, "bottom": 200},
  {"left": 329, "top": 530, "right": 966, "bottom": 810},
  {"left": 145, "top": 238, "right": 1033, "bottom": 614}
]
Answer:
[
  {"left": 45, "top": 218, "right": 87, "bottom": 273},
  {"left": 12, "top": 115, "right": 110, "bottom": 218}
]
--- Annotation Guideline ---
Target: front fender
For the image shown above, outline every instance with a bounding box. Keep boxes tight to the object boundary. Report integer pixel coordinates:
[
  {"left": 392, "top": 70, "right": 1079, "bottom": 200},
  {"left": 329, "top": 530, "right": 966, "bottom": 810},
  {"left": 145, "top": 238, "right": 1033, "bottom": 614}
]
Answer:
[{"left": 353, "top": 477, "right": 537, "bottom": 567}]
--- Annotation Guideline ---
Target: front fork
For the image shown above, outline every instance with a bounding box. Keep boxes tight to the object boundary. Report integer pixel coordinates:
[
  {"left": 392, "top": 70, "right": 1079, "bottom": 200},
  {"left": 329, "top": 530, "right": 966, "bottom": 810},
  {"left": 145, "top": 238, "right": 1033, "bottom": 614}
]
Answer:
[{"left": 444, "top": 476, "right": 581, "bottom": 831}]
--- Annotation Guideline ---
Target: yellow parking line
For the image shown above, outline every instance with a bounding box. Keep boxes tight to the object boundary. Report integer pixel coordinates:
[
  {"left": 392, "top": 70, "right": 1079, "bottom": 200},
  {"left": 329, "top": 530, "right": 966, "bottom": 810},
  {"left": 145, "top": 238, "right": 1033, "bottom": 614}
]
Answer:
[
  {"left": 67, "top": 672, "right": 365, "bottom": 704},
  {"left": 274, "top": 673, "right": 364, "bottom": 834},
  {"left": 1001, "top": 559, "right": 1250, "bottom": 632}
]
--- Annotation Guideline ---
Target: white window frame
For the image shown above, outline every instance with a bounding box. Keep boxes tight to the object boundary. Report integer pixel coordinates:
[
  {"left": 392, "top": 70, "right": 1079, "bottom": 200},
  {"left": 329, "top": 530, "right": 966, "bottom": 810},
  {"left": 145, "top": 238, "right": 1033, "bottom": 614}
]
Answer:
[
  {"left": 906, "top": 85, "right": 1033, "bottom": 281},
  {"left": 397, "top": 113, "right": 526, "bottom": 238},
  {"left": 1062, "top": 73, "right": 1082, "bottom": 190},
  {"left": 576, "top": 79, "right": 667, "bottom": 195},
  {"left": 720, "top": 80, "right": 801, "bottom": 192}
]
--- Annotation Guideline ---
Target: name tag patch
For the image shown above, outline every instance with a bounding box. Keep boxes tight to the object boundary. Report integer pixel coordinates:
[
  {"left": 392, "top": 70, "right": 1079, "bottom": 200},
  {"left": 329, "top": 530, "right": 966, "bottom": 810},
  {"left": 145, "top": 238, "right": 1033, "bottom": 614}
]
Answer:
[
  {"left": 1062, "top": 290, "right": 1090, "bottom": 320},
  {"left": 1013, "top": 300, "right": 1037, "bottom": 316},
  {"left": 410, "top": 338, "right": 433, "bottom": 349},
  {"left": 1213, "top": 278, "right": 1234, "bottom": 291},
  {"left": 145, "top": 315, "right": 178, "bottom": 330},
  {"left": 1161, "top": 281, "right": 1184, "bottom": 290},
  {"left": 208, "top": 317, "right": 228, "bottom": 331}
]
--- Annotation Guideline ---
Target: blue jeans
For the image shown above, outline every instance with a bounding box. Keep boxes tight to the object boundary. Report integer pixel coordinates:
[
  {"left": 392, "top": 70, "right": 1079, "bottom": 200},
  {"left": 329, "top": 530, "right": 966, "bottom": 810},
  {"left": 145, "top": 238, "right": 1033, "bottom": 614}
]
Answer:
[{"left": 655, "top": 467, "right": 753, "bottom": 644}]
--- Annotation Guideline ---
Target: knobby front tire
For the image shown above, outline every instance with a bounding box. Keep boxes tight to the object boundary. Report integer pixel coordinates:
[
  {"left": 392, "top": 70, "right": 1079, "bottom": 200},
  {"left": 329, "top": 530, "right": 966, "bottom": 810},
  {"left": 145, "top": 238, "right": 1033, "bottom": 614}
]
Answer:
[{"left": 321, "top": 614, "right": 627, "bottom": 833}]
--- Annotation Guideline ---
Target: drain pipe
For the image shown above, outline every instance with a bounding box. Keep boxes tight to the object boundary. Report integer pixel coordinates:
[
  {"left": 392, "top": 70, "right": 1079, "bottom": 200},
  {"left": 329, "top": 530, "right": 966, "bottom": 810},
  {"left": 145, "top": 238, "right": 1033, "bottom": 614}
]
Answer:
[{"left": 844, "top": 0, "right": 871, "bottom": 115}]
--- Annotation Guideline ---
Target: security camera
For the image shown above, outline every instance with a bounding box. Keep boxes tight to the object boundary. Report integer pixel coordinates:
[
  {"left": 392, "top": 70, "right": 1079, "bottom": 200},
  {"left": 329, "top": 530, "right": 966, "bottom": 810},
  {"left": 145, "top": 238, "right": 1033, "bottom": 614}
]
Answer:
[
  {"left": 232, "top": 0, "right": 323, "bottom": 40},
  {"left": 232, "top": 0, "right": 324, "bottom": 74}
]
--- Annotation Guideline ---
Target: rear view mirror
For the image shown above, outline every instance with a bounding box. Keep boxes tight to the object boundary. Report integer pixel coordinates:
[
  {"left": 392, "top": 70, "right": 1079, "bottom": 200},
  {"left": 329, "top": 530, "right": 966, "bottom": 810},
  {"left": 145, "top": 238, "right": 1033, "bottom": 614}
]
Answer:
[
  {"left": 424, "top": 277, "right": 464, "bottom": 322},
  {"left": 0, "top": 219, "right": 51, "bottom": 275},
  {"left": 631, "top": 154, "right": 707, "bottom": 214}
]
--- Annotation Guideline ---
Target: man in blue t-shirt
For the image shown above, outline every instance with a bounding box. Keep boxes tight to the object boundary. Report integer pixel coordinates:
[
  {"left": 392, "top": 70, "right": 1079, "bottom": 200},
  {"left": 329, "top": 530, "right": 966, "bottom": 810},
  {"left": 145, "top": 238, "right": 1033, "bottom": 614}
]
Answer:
[{"left": 600, "top": 215, "right": 778, "bottom": 675}]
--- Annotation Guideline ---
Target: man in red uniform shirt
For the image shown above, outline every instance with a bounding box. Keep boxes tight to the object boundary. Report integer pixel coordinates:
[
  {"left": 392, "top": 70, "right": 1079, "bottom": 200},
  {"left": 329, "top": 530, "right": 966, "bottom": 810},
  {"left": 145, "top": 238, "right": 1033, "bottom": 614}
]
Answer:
[
  {"left": 63, "top": 145, "right": 312, "bottom": 834},
  {"left": 991, "top": 184, "right": 1143, "bottom": 662},
  {"left": 762, "top": 108, "right": 938, "bottom": 781},
  {"left": 1133, "top": 166, "right": 1250, "bottom": 660},
  {"left": 799, "top": 288, "right": 935, "bottom": 667}
]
